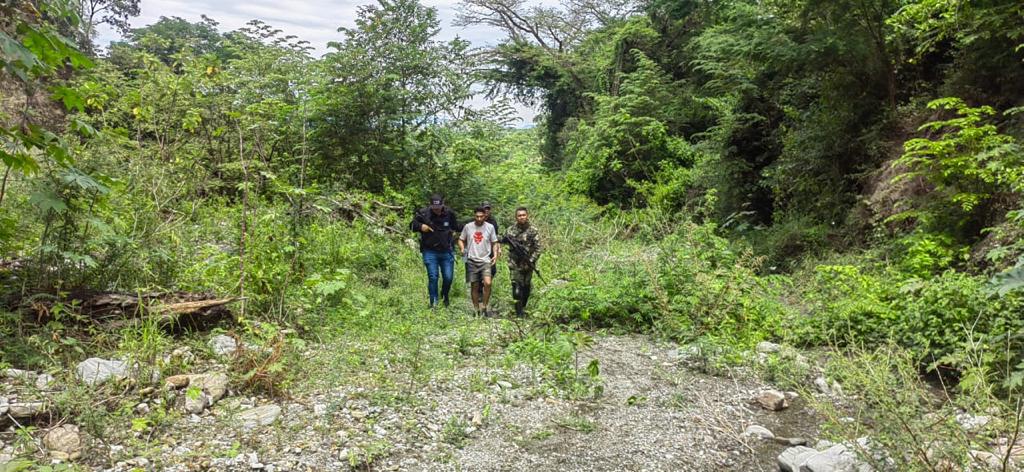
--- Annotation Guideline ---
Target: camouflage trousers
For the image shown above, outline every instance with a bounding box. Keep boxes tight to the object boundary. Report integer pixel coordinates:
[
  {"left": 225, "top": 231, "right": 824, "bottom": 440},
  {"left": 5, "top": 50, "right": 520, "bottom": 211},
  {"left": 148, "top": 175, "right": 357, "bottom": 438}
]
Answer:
[{"left": 509, "top": 266, "right": 534, "bottom": 317}]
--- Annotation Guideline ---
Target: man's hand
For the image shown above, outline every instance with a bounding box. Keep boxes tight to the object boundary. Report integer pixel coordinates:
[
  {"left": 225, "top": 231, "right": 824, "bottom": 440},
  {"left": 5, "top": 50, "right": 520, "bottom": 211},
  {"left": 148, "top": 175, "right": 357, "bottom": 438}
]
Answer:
[{"left": 420, "top": 224, "right": 433, "bottom": 232}]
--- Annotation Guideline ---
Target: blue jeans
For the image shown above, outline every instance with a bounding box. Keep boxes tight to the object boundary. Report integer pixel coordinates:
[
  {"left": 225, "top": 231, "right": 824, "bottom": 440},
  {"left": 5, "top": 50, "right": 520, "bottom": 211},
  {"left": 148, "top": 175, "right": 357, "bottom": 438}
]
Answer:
[{"left": 421, "top": 249, "right": 454, "bottom": 306}]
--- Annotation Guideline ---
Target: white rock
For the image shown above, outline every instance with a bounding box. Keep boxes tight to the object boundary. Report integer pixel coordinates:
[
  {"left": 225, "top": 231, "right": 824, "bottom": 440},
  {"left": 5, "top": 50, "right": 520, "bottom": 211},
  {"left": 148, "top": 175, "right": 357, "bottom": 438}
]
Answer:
[
  {"left": 814, "top": 376, "right": 832, "bottom": 395},
  {"left": 248, "top": 452, "right": 263, "bottom": 469},
  {"left": 800, "top": 444, "right": 872, "bottom": 472},
  {"left": 970, "top": 450, "right": 1003, "bottom": 470},
  {"left": 779, "top": 446, "right": 818, "bottom": 472},
  {"left": 237, "top": 405, "right": 282, "bottom": 429},
  {"left": 956, "top": 413, "right": 991, "bottom": 432},
  {"left": 742, "top": 425, "right": 774, "bottom": 440},
  {"left": 756, "top": 341, "right": 782, "bottom": 353},
  {"left": 0, "top": 397, "right": 8, "bottom": 416},
  {"left": 496, "top": 381, "right": 513, "bottom": 389},
  {"left": 35, "top": 373, "right": 55, "bottom": 390},
  {"left": 185, "top": 392, "right": 210, "bottom": 414},
  {"left": 313, "top": 404, "right": 328, "bottom": 416},
  {"left": 210, "top": 335, "right": 238, "bottom": 357},
  {"left": 189, "top": 373, "right": 230, "bottom": 403},
  {"left": 8, "top": 402, "right": 45, "bottom": 418},
  {"left": 3, "top": 369, "right": 33, "bottom": 380},
  {"left": 755, "top": 390, "right": 789, "bottom": 411},
  {"left": 76, "top": 358, "right": 129, "bottom": 386},
  {"left": 43, "top": 424, "right": 82, "bottom": 460}
]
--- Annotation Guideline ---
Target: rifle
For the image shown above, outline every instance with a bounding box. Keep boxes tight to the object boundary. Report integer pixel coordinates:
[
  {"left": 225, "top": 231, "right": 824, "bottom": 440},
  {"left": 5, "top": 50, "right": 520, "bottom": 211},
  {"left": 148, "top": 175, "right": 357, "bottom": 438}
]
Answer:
[{"left": 499, "top": 235, "right": 545, "bottom": 283}]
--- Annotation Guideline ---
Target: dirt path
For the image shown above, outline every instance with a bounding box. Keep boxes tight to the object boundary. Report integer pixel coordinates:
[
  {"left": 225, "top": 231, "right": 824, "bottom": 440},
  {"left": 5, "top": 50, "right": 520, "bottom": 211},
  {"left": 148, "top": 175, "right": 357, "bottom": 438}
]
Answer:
[{"left": 96, "top": 332, "right": 817, "bottom": 471}]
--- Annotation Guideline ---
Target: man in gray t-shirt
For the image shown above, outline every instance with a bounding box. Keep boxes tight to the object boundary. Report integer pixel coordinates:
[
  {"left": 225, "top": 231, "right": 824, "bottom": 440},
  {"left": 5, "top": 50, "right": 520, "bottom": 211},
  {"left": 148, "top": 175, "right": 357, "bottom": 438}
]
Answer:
[{"left": 458, "top": 207, "right": 501, "bottom": 315}]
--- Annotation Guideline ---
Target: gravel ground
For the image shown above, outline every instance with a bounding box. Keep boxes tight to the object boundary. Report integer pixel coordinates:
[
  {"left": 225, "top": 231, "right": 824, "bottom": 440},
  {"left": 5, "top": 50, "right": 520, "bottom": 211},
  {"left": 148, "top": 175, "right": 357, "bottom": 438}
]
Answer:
[{"left": 3, "top": 330, "right": 820, "bottom": 471}]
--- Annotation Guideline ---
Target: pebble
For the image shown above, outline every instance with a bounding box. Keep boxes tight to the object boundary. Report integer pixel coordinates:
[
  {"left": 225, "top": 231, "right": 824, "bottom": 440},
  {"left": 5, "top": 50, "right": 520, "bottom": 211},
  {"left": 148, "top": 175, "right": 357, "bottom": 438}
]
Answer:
[{"left": 742, "top": 425, "right": 774, "bottom": 440}]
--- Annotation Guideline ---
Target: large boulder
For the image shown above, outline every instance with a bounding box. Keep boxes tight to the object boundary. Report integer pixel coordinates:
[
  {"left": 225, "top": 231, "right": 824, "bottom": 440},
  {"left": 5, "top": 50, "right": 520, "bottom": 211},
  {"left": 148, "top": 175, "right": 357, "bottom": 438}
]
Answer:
[
  {"left": 76, "top": 358, "right": 129, "bottom": 386},
  {"left": 43, "top": 424, "right": 82, "bottom": 460}
]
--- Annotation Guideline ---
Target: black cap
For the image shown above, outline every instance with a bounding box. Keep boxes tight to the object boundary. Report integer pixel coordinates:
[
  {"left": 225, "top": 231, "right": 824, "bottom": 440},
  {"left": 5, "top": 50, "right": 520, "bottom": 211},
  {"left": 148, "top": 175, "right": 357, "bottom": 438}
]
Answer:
[
  {"left": 429, "top": 193, "right": 444, "bottom": 209},
  {"left": 481, "top": 201, "right": 492, "bottom": 209}
]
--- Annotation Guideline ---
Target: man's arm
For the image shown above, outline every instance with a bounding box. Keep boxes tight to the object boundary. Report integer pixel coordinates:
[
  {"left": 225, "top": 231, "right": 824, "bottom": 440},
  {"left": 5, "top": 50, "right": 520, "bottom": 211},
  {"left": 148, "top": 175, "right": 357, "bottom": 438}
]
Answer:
[
  {"left": 529, "top": 231, "right": 542, "bottom": 266},
  {"left": 411, "top": 210, "right": 433, "bottom": 233}
]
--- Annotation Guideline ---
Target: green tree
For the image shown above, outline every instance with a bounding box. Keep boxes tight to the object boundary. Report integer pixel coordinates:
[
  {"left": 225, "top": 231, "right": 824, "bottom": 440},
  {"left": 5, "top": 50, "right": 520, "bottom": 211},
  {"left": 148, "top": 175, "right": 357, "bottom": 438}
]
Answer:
[{"left": 311, "top": 0, "right": 473, "bottom": 191}]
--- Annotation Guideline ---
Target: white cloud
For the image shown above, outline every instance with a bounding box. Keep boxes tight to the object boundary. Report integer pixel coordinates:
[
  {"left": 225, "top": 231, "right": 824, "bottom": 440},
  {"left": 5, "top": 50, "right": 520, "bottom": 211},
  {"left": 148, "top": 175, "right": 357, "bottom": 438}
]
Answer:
[{"left": 95, "top": 0, "right": 545, "bottom": 125}]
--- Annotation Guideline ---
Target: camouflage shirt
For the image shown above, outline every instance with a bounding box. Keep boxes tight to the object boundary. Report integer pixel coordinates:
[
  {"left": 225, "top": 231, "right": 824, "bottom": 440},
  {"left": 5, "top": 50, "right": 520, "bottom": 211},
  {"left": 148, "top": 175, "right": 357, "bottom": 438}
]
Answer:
[{"left": 504, "top": 223, "right": 541, "bottom": 270}]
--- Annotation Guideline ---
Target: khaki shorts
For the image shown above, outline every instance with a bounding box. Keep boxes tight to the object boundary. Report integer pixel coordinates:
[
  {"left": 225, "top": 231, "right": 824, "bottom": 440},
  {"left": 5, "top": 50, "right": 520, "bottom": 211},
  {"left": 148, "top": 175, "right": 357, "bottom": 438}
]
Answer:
[{"left": 466, "top": 259, "right": 491, "bottom": 283}]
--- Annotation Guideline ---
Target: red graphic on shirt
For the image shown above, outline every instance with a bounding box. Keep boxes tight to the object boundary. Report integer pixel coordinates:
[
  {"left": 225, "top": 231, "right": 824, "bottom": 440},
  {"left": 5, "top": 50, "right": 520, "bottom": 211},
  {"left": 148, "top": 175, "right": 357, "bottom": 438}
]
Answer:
[{"left": 473, "top": 231, "right": 483, "bottom": 244}]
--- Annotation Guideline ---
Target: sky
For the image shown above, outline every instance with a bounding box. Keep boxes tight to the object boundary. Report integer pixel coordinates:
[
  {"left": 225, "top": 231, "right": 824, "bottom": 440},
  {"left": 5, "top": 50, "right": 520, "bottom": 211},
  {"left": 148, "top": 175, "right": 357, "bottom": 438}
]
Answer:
[{"left": 95, "top": 0, "right": 546, "bottom": 126}]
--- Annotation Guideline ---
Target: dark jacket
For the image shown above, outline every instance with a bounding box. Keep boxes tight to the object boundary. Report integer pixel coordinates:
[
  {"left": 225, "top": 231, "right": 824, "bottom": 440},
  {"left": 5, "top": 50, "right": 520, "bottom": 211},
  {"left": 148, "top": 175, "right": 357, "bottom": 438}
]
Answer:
[{"left": 410, "top": 206, "right": 460, "bottom": 252}]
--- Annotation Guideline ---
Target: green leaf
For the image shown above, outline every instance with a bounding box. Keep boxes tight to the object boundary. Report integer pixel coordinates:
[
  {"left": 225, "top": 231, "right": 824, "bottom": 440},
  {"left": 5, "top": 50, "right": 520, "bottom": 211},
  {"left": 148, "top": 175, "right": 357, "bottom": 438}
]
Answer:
[
  {"left": 989, "top": 266, "right": 1024, "bottom": 297},
  {"left": 28, "top": 189, "right": 67, "bottom": 213}
]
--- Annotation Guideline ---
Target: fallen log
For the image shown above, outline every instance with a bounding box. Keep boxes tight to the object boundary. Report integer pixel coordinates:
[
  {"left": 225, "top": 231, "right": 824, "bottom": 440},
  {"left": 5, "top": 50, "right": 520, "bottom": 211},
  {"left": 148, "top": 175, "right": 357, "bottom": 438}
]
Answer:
[{"left": 21, "top": 290, "right": 239, "bottom": 331}]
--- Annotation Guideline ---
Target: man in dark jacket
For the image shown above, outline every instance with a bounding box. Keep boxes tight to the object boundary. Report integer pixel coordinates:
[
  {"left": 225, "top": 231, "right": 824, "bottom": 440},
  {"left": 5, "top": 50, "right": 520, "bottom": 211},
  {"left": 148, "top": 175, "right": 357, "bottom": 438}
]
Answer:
[{"left": 411, "top": 194, "right": 460, "bottom": 308}]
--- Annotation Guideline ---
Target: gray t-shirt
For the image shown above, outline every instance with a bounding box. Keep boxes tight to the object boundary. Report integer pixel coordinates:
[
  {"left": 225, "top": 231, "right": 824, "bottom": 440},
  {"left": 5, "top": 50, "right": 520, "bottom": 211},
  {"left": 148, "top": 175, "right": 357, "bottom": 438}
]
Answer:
[{"left": 460, "top": 222, "right": 497, "bottom": 263}]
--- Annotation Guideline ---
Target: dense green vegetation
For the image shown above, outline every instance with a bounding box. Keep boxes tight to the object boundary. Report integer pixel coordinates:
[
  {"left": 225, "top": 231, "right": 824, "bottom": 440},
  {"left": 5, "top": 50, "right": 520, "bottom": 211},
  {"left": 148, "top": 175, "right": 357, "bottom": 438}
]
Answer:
[{"left": 2, "top": 0, "right": 1024, "bottom": 468}]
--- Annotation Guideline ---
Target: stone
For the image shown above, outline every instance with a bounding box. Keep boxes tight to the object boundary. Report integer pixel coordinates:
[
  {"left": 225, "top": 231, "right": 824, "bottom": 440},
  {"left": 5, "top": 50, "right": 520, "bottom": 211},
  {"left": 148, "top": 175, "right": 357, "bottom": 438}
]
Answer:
[
  {"left": 248, "top": 452, "right": 263, "bottom": 469},
  {"left": 135, "top": 403, "right": 150, "bottom": 415},
  {"left": 779, "top": 446, "right": 818, "bottom": 472},
  {"left": 742, "top": 425, "right": 774, "bottom": 440},
  {"left": 3, "top": 369, "right": 33, "bottom": 380},
  {"left": 993, "top": 438, "right": 1024, "bottom": 464},
  {"left": 43, "top": 424, "right": 82, "bottom": 460},
  {"left": 814, "top": 377, "right": 832, "bottom": 395},
  {"left": 185, "top": 392, "right": 210, "bottom": 414},
  {"left": 830, "top": 381, "right": 844, "bottom": 397},
  {"left": 35, "top": 373, "right": 55, "bottom": 390},
  {"left": 955, "top": 413, "right": 991, "bottom": 432},
  {"left": 969, "top": 450, "right": 1002, "bottom": 470},
  {"left": 313, "top": 404, "right": 328, "bottom": 416},
  {"left": 189, "top": 373, "right": 229, "bottom": 402},
  {"left": 774, "top": 437, "right": 809, "bottom": 447},
  {"left": 165, "top": 374, "right": 191, "bottom": 388},
  {"left": 8, "top": 401, "right": 45, "bottom": 418},
  {"left": 800, "top": 444, "right": 872, "bottom": 472},
  {"left": 0, "top": 397, "right": 8, "bottom": 416},
  {"left": 755, "top": 389, "right": 789, "bottom": 411},
  {"left": 471, "top": 411, "right": 484, "bottom": 426},
  {"left": 756, "top": 341, "right": 782, "bottom": 353},
  {"left": 210, "top": 335, "right": 238, "bottom": 357},
  {"left": 76, "top": 358, "right": 129, "bottom": 386},
  {"left": 237, "top": 405, "right": 282, "bottom": 429},
  {"left": 496, "top": 381, "right": 513, "bottom": 389}
]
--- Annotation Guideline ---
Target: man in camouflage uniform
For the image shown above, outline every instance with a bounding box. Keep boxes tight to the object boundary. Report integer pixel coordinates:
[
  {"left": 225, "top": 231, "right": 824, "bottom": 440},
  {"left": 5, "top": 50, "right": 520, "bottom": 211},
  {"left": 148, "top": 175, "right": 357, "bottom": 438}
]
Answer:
[{"left": 502, "top": 207, "right": 542, "bottom": 317}]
